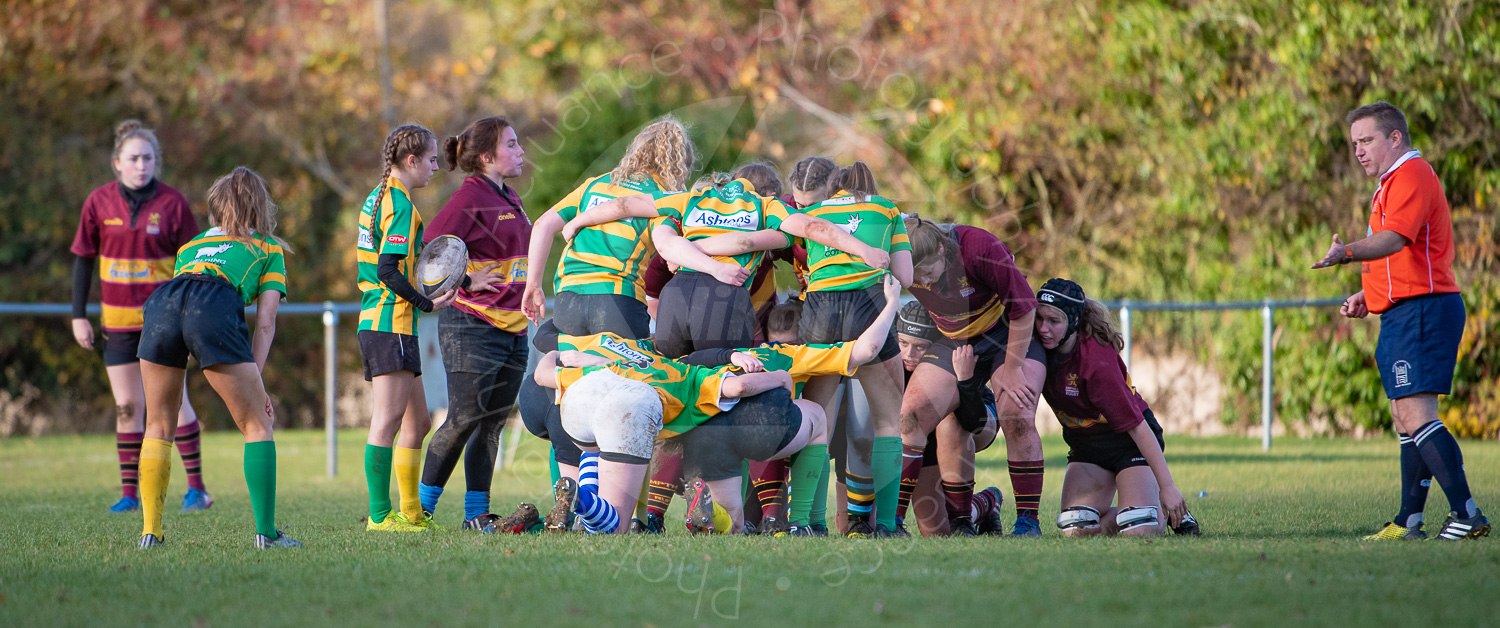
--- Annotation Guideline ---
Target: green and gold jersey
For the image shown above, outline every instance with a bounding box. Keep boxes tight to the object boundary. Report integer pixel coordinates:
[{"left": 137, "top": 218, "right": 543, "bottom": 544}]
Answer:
[
  {"left": 799, "top": 190, "right": 910, "bottom": 292},
  {"left": 551, "top": 174, "right": 687, "bottom": 301},
  {"left": 672, "top": 178, "right": 793, "bottom": 275},
  {"left": 555, "top": 354, "right": 736, "bottom": 439},
  {"left": 174, "top": 227, "right": 288, "bottom": 305},
  {"left": 356, "top": 177, "right": 424, "bottom": 335},
  {"left": 740, "top": 342, "right": 857, "bottom": 397}
]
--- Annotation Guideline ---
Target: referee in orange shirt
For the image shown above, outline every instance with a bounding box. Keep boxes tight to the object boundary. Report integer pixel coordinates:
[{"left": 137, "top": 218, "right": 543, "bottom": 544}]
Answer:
[{"left": 1312, "top": 101, "right": 1488, "bottom": 541}]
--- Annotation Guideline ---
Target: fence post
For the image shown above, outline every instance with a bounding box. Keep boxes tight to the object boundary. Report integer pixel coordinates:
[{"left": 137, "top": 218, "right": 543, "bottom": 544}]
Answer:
[
  {"left": 1261, "top": 301, "right": 1274, "bottom": 452},
  {"left": 323, "top": 302, "right": 338, "bottom": 478},
  {"left": 1119, "top": 299, "right": 1132, "bottom": 372}
]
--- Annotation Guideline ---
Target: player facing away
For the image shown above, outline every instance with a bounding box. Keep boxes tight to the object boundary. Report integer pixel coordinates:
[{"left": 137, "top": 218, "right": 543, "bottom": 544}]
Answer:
[
  {"left": 902, "top": 216, "right": 1047, "bottom": 537},
  {"left": 70, "top": 120, "right": 211, "bottom": 513},
  {"left": 787, "top": 159, "right": 909, "bottom": 538},
  {"left": 1033, "top": 279, "right": 1196, "bottom": 538},
  {"left": 415, "top": 116, "right": 531, "bottom": 531},
  {"left": 531, "top": 347, "right": 794, "bottom": 535},
  {"left": 522, "top": 116, "right": 703, "bottom": 338},
  {"left": 356, "top": 124, "right": 458, "bottom": 532},
  {"left": 135, "top": 167, "right": 298, "bottom": 549},
  {"left": 1311, "top": 101, "right": 1488, "bottom": 541}
]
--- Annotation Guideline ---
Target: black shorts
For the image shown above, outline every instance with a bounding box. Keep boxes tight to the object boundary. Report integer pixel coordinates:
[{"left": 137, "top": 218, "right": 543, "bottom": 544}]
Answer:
[
  {"left": 553, "top": 291, "right": 651, "bottom": 339},
  {"left": 922, "top": 386, "right": 997, "bottom": 467},
  {"left": 358, "top": 330, "right": 422, "bottom": 380},
  {"left": 1063, "top": 409, "right": 1164, "bottom": 474},
  {"left": 801, "top": 285, "right": 899, "bottom": 362},
  {"left": 920, "top": 323, "right": 1046, "bottom": 378},
  {"left": 1376, "top": 292, "right": 1464, "bottom": 399},
  {"left": 678, "top": 387, "right": 802, "bottom": 482},
  {"left": 653, "top": 271, "right": 755, "bottom": 358},
  {"left": 516, "top": 375, "right": 582, "bottom": 467},
  {"left": 137, "top": 274, "right": 253, "bottom": 369},
  {"left": 102, "top": 330, "right": 143, "bottom": 367}
]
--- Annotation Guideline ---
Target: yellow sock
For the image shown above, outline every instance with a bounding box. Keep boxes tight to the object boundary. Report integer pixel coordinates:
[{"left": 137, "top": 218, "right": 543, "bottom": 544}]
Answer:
[
  {"left": 712, "top": 502, "right": 734, "bottom": 535},
  {"left": 139, "top": 439, "right": 173, "bottom": 538},
  {"left": 393, "top": 447, "right": 423, "bottom": 520}
]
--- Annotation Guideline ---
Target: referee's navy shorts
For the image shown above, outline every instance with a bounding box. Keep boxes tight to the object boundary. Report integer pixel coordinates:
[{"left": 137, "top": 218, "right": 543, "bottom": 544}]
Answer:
[{"left": 1375, "top": 292, "right": 1465, "bottom": 400}]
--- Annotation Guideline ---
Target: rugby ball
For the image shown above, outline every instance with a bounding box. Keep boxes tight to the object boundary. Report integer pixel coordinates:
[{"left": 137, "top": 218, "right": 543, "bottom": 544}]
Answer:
[{"left": 416, "top": 235, "right": 469, "bottom": 296}]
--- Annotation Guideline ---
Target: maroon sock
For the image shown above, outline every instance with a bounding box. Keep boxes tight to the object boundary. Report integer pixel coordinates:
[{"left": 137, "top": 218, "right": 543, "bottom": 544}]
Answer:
[
  {"left": 646, "top": 451, "right": 684, "bottom": 518},
  {"left": 895, "top": 444, "right": 924, "bottom": 520},
  {"left": 117, "top": 431, "right": 144, "bottom": 499},
  {"left": 749, "top": 459, "right": 788, "bottom": 519},
  {"left": 971, "top": 488, "right": 996, "bottom": 519},
  {"left": 175, "top": 422, "right": 206, "bottom": 491},
  {"left": 1009, "top": 459, "right": 1044, "bottom": 516},
  {"left": 942, "top": 480, "right": 974, "bottom": 522}
]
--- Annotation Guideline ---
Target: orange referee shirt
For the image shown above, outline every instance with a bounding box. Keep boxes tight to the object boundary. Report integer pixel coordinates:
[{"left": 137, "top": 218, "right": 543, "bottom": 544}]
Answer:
[{"left": 1362, "top": 151, "right": 1459, "bottom": 314}]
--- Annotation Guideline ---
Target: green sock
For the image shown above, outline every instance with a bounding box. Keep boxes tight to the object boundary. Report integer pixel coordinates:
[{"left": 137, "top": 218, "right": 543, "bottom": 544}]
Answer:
[
  {"left": 365, "top": 444, "right": 393, "bottom": 523},
  {"left": 740, "top": 459, "right": 752, "bottom": 502},
  {"left": 810, "top": 457, "right": 830, "bottom": 527},
  {"left": 872, "top": 436, "right": 902, "bottom": 529},
  {"left": 548, "top": 446, "right": 561, "bottom": 486},
  {"left": 786, "top": 445, "right": 829, "bottom": 526},
  {"left": 244, "top": 440, "right": 278, "bottom": 537}
]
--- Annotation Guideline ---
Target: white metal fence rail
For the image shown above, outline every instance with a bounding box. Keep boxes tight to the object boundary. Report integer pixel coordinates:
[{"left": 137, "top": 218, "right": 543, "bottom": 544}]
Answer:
[{"left": 0, "top": 296, "right": 1346, "bottom": 475}]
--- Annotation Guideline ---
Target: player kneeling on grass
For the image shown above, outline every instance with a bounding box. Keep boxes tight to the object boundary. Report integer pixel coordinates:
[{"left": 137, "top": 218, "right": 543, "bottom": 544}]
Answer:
[
  {"left": 531, "top": 348, "right": 791, "bottom": 535},
  {"left": 135, "top": 167, "right": 299, "bottom": 550},
  {"left": 1034, "top": 279, "right": 1198, "bottom": 538}
]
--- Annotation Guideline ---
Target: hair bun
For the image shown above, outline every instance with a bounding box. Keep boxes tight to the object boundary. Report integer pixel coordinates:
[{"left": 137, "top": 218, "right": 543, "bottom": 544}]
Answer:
[{"left": 115, "top": 119, "right": 144, "bottom": 140}]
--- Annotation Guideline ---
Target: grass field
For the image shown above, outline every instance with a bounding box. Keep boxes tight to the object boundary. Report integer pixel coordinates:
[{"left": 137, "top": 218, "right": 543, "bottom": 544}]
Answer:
[{"left": 2, "top": 429, "right": 1497, "bottom": 627}]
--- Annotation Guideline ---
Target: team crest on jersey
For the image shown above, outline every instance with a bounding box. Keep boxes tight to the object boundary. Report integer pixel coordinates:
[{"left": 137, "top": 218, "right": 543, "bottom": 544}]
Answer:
[
  {"left": 719, "top": 181, "right": 746, "bottom": 202},
  {"left": 1392, "top": 360, "right": 1411, "bottom": 387},
  {"left": 1064, "top": 373, "right": 1080, "bottom": 397},
  {"left": 839, "top": 215, "right": 863, "bottom": 235},
  {"left": 685, "top": 208, "right": 757, "bottom": 230},
  {"left": 195, "top": 243, "right": 234, "bottom": 259},
  {"left": 601, "top": 337, "right": 654, "bottom": 368},
  {"left": 958, "top": 276, "right": 975, "bottom": 297},
  {"left": 146, "top": 213, "right": 161, "bottom": 235}
]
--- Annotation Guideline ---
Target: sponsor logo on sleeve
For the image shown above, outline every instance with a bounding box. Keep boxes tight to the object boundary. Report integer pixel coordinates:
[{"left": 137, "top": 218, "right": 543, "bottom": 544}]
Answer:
[
  {"left": 600, "top": 336, "right": 655, "bottom": 368},
  {"left": 386, "top": 234, "right": 408, "bottom": 245}
]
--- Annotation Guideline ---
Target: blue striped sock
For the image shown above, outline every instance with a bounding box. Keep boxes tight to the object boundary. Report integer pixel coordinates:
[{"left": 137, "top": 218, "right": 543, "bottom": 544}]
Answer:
[
  {"left": 418, "top": 482, "right": 443, "bottom": 514},
  {"left": 579, "top": 451, "right": 600, "bottom": 491},
  {"left": 464, "top": 491, "right": 489, "bottom": 520},
  {"left": 576, "top": 486, "right": 619, "bottom": 534}
]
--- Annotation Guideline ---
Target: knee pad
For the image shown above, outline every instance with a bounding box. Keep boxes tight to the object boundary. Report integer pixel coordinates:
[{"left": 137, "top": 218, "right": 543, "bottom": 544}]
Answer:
[
  {"left": 1116, "top": 506, "right": 1160, "bottom": 532},
  {"left": 1056, "top": 505, "right": 1102, "bottom": 530}
]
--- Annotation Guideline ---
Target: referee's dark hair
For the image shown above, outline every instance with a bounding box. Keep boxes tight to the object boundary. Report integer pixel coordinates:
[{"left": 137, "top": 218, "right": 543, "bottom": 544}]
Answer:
[{"left": 1346, "top": 101, "right": 1409, "bottom": 147}]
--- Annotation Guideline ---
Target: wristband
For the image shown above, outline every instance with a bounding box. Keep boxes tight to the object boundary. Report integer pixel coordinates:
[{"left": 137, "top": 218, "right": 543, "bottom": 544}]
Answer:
[{"left": 1339, "top": 245, "right": 1355, "bottom": 265}]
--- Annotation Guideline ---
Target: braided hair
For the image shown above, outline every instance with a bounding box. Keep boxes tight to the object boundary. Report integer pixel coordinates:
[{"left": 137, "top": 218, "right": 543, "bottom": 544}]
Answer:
[
  {"left": 789, "top": 156, "right": 837, "bottom": 194},
  {"left": 370, "top": 124, "right": 438, "bottom": 221}
]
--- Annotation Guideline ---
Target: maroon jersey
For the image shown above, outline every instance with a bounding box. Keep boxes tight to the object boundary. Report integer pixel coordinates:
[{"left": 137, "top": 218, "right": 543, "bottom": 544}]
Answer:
[
  {"left": 1042, "top": 336, "right": 1150, "bottom": 436},
  {"left": 908, "top": 225, "right": 1036, "bottom": 340},
  {"left": 71, "top": 182, "right": 198, "bottom": 332},
  {"left": 424, "top": 176, "right": 530, "bottom": 333}
]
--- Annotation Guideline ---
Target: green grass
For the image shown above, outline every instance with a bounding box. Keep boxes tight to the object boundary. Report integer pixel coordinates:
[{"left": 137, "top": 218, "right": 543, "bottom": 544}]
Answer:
[{"left": 1, "top": 430, "right": 1497, "bottom": 627}]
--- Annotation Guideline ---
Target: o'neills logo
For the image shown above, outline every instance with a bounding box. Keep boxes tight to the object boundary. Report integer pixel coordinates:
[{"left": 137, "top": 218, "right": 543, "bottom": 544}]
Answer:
[
  {"left": 685, "top": 209, "right": 757, "bottom": 230},
  {"left": 601, "top": 337, "right": 654, "bottom": 368}
]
